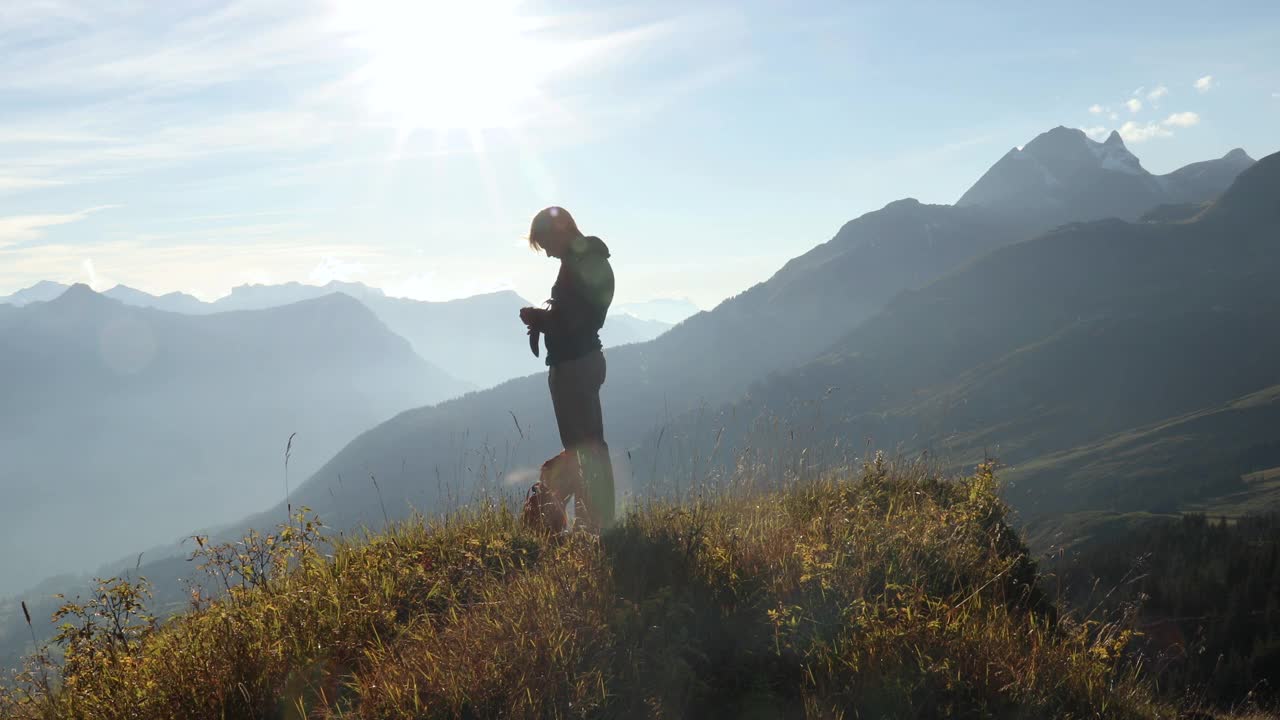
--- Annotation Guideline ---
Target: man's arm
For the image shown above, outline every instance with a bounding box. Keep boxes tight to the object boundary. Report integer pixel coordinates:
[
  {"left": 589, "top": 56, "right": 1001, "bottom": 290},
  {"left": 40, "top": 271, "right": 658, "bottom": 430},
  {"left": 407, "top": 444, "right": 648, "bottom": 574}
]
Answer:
[
  {"left": 542, "top": 293, "right": 592, "bottom": 335},
  {"left": 519, "top": 297, "right": 591, "bottom": 335},
  {"left": 526, "top": 257, "right": 613, "bottom": 335}
]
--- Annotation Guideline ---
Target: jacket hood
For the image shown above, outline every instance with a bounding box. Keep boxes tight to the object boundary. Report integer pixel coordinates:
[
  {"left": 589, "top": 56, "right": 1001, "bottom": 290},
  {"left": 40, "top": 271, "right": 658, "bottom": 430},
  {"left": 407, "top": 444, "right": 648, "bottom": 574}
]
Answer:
[{"left": 569, "top": 235, "right": 610, "bottom": 259}]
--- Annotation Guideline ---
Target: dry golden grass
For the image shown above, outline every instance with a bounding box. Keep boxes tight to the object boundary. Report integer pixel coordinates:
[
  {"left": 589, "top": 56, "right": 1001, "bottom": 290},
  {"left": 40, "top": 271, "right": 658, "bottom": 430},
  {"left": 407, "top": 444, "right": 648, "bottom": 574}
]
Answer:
[{"left": 1, "top": 460, "right": 1194, "bottom": 719}]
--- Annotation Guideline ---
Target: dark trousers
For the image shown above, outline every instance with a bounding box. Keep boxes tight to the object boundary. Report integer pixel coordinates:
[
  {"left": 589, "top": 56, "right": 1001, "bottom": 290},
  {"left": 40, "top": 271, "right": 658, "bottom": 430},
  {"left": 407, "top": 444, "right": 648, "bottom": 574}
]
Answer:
[{"left": 548, "top": 350, "right": 615, "bottom": 529}]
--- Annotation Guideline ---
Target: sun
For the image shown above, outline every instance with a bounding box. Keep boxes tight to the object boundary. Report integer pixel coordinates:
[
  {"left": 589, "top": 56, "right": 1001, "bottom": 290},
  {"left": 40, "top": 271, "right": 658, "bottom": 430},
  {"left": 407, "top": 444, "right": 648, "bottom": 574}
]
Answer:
[{"left": 334, "top": 0, "right": 555, "bottom": 132}]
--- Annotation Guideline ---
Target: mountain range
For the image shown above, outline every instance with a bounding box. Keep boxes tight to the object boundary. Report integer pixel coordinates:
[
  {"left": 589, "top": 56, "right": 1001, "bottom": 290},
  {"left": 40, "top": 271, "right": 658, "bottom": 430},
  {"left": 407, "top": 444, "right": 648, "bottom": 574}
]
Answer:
[
  {"left": 644, "top": 149, "right": 1280, "bottom": 524},
  {"left": 237, "top": 128, "right": 1263, "bottom": 537},
  {"left": 1, "top": 282, "right": 674, "bottom": 390},
  {"left": 958, "top": 126, "right": 1255, "bottom": 227},
  {"left": 0, "top": 127, "right": 1269, "bottom": 666}
]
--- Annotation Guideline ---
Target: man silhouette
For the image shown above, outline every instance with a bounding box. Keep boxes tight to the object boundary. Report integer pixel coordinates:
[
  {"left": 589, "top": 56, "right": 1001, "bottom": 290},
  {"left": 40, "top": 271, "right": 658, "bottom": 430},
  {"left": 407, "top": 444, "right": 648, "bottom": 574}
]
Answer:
[{"left": 520, "top": 206, "right": 616, "bottom": 531}]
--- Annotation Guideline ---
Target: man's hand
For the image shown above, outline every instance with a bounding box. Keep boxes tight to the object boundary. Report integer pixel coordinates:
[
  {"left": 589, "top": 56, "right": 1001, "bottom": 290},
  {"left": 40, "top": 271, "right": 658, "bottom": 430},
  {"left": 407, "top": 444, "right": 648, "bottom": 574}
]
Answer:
[
  {"left": 521, "top": 307, "right": 546, "bottom": 357},
  {"left": 520, "top": 306, "right": 548, "bottom": 331}
]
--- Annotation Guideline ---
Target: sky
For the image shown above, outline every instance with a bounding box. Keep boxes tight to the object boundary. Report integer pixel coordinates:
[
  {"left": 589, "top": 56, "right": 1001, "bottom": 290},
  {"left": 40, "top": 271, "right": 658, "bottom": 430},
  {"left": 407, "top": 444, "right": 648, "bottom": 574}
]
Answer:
[{"left": 0, "top": 0, "right": 1276, "bottom": 309}]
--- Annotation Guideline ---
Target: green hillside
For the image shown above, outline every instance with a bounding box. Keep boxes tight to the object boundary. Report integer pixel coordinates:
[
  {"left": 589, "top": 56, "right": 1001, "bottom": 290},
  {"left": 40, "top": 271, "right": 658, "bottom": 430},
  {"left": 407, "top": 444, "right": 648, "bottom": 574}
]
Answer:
[
  {"left": 0, "top": 464, "right": 1199, "bottom": 719},
  {"left": 1012, "top": 384, "right": 1280, "bottom": 524},
  {"left": 633, "top": 150, "right": 1280, "bottom": 524}
]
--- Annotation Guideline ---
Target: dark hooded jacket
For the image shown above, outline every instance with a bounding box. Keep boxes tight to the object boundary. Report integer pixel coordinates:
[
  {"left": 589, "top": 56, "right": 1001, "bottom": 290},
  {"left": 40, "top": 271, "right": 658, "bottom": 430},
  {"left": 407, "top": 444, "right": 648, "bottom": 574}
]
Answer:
[{"left": 542, "top": 235, "right": 614, "bottom": 366}]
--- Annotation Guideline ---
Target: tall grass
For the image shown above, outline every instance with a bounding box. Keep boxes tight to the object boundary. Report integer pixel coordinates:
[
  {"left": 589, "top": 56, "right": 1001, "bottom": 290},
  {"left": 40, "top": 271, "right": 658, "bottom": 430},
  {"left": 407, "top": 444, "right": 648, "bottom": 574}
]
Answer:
[{"left": 1, "top": 459, "right": 1187, "bottom": 719}]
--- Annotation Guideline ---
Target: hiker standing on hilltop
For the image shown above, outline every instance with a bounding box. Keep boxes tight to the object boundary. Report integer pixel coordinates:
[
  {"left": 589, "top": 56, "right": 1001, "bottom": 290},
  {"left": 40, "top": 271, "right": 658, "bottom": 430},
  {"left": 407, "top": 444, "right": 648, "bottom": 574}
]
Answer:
[{"left": 520, "top": 207, "right": 616, "bottom": 531}]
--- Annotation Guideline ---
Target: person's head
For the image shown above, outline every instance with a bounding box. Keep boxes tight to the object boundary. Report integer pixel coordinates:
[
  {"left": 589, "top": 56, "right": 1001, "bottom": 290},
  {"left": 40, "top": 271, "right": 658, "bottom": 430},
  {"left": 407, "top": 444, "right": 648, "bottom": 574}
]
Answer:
[{"left": 528, "top": 206, "right": 582, "bottom": 258}]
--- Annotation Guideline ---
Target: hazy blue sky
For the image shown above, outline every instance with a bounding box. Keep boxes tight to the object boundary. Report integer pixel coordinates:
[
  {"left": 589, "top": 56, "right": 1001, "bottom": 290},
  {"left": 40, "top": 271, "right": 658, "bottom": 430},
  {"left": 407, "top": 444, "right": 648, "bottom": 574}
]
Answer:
[{"left": 0, "top": 0, "right": 1276, "bottom": 307}]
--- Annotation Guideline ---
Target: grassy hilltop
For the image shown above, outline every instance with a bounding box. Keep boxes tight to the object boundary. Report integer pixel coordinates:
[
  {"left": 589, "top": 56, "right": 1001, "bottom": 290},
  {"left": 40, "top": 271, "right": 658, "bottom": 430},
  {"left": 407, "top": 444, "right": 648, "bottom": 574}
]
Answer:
[{"left": 0, "top": 461, "right": 1226, "bottom": 719}]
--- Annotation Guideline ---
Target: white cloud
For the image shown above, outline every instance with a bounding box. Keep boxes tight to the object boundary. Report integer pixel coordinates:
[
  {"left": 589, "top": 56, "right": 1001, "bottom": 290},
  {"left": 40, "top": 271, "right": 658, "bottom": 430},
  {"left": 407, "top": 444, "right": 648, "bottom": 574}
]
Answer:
[
  {"left": 1117, "top": 111, "right": 1202, "bottom": 142},
  {"left": 308, "top": 256, "right": 367, "bottom": 284},
  {"left": 0, "top": 176, "right": 64, "bottom": 191},
  {"left": 1125, "top": 98, "right": 1143, "bottom": 113},
  {"left": 0, "top": 129, "right": 123, "bottom": 145},
  {"left": 0, "top": 205, "right": 117, "bottom": 247},
  {"left": 1118, "top": 121, "right": 1171, "bottom": 143},
  {"left": 0, "top": 110, "right": 345, "bottom": 183},
  {"left": 0, "top": 1, "right": 736, "bottom": 197},
  {"left": 383, "top": 272, "right": 439, "bottom": 301},
  {"left": 1146, "top": 85, "right": 1168, "bottom": 103},
  {"left": 1109, "top": 112, "right": 1119, "bottom": 120},
  {"left": 1088, "top": 104, "right": 1106, "bottom": 114},
  {"left": 1195, "top": 75, "right": 1215, "bottom": 93},
  {"left": 0, "top": 3, "right": 337, "bottom": 96},
  {"left": 1081, "top": 126, "right": 1110, "bottom": 141}
]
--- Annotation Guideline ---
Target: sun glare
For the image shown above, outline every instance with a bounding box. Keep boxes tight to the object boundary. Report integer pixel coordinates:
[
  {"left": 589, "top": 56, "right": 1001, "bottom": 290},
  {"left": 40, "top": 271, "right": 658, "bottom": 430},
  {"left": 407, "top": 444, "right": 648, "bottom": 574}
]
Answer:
[{"left": 335, "top": 0, "right": 554, "bottom": 132}]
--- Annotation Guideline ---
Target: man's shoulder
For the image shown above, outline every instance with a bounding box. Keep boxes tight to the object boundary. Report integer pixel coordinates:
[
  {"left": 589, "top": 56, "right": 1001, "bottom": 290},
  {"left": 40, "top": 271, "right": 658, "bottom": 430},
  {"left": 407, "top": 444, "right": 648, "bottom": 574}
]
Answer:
[{"left": 568, "top": 250, "right": 611, "bottom": 283}]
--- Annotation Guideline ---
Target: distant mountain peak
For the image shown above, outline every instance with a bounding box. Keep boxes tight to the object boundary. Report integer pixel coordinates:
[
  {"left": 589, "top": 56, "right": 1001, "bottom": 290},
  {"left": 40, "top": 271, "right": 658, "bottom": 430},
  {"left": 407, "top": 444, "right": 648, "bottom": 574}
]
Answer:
[
  {"left": 103, "top": 284, "right": 149, "bottom": 299},
  {"left": 1042, "top": 125, "right": 1084, "bottom": 138},
  {"left": 304, "top": 290, "right": 369, "bottom": 309},
  {"left": 957, "top": 125, "right": 1154, "bottom": 212},
  {"left": 49, "top": 283, "right": 116, "bottom": 310},
  {"left": 0, "top": 280, "right": 71, "bottom": 306},
  {"left": 1209, "top": 149, "right": 1280, "bottom": 219},
  {"left": 883, "top": 197, "right": 924, "bottom": 211},
  {"left": 323, "top": 280, "right": 385, "bottom": 296},
  {"left": 1222, "top": 148, "right": 1254, "bottom": 163},
  {"left": 1087, "top": 135, "right": 1144, "bottom": 175},
  {"left": 1157, "top": 147, "right": 1260, "bottom": 204},
  {"left": 1013, "top": 126, "right": 1140, "bottom": 170},
  {"left": 952, "top": 126, "right": 1267, "bottom": 221},
  {"left": 213, "top": 280, "right": 386, "bottom": 312},
  {"left": 62, "top": 282, "right": 98, "bottom": 298},
  {"left": 1021, "top": 126, "right": 1090, "bottom": 156}
]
